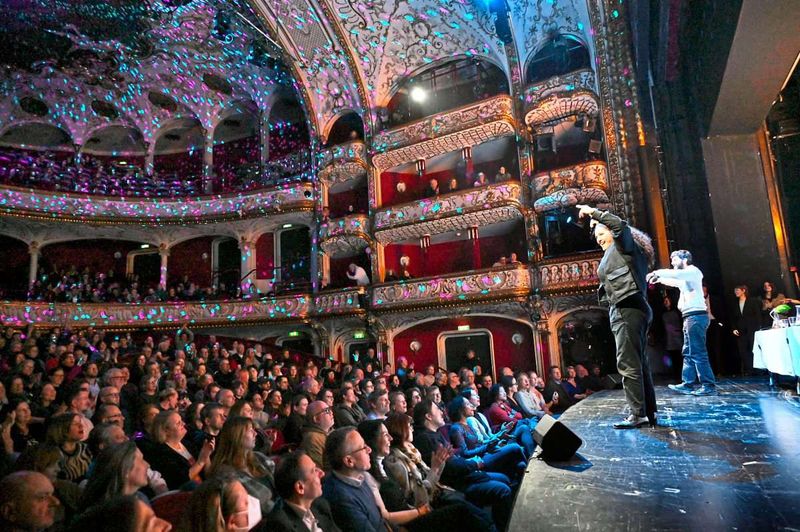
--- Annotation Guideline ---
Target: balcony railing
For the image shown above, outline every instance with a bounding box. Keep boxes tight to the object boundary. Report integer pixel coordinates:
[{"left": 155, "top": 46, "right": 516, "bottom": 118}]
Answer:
[
  {"left": 0, "top": 182, "right": 314, "bottom": 222},
  {"left": 372, "top": 95, "right": 516, "bottom": 170},
  {"left": 523, "top": 69, "right": 599, "bottom": 128},
  {"left": 318, "top": 141, "right": 368, "bottom": 185},
  {"left": 531, "top": 161, "right": 610, "bottom": 214},
  {"left": 371, "top": 265, "right": 531, "bottom": 310},
  {"left": 535, "top": 252, "right": 603, "bottom": 294},
  {"left": 319, "top": 215, "right": 371, "bottom": 257},
  {"left": 313, "top": 287, "right": 366, "bottom": 316},
  {"left": 373, "top": 182, "right": 523, "bottom": 244}
]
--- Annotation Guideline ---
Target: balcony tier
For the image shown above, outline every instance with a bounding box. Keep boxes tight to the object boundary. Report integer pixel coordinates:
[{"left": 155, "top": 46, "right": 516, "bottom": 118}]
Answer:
[
  {"left": 531, "top": 161, "right": 610, "bottom": 213},
  {"left": 373, "top": 182, "right": 523, "bottom": 244},
  {"left": 318, "top": 141, "right": 368, "bottom": 185},
  {"left": 371, "top": 265, "right": 531, "bottom": 311},
  {"left": 319, "top": 215, "right": 372, "bottom": 257},
  {"left": 0, "top": 182, "right": 314, "bottom": 223},
  {"left": 372, "top": 95, "right": 516, "bottom": 170},
  {"left": 313, "top": 287, "right": 366, "bottom": 316},
  {"left": 535, "top": 252, "right": 603, "bottom": 294},
  {"left": 523, "top": 69, "right": 599, "bottom": 128}
]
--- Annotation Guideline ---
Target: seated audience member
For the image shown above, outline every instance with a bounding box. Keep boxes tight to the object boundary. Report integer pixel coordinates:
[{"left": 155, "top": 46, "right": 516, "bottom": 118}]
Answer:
[
  {"left": 473, "top": 172, "right": 489, "bottom": 187},
  {"left": 262, "top": 450, "right": 340, "bottom": 531},
  {"left": 563, "top": 366, "right": 589, "bottom": 402},
  {"left": 494, "top": 166, "right": 513, "bottom": 182},
  {"left": 0, "top": 471, "right": 60, "bottom": 532},
  {"left": 388, "top": 390, "right": 408, "bottom": 415},
  {"left": 181, "top": 474, "right": 260, "bottom": 532},
  {"left": 384, "top": 269, "right": 400, "bottom": 282},
  {"left": 145, "top": 409, "right": 212, "bottom": 490},
  {"left": 543, "top": 366, "right": 574, "bottom": 414},
  {"left": 412, "top": 400, "right": 513, "bottom": 529},
  {"left": 63, "top": 384, "right": 93, "bottom": 440},
  {"left": 3, "top": 400, "right": 43, "bottom": 452},
  {"left": 79, "top": 442, "right": 150, "bottom": 512},
  {"left": 158, "top": 389, "right": 179, "bottom": 411},
  {"left": 46, "top": 412, "right": 93, "bottom": 483},
  {"left": 448, "top": 397, "right": 527, "bottom": 482},
  {"left": 500, "top": 375, "right": 534, "bottom": 419},
  {"left": 513, "top": 372, "right": 549, "bottom": 419},
  {"left": 404, "top": 387, "right": 422, "bottom": 413},
  {"left": 13, "top": 443, "right": 83, "bottom": 524},
  {"left": 92, "top": 403, "right": 126, "bottom": 430},
  {"left": 333, "top": 385, "right": 366, "bottom": 427},
  {"left": 365, "top": 389, "right": 390, "bottom": 420},
  {"left": 446, "top": 177, "right": 459, "bottom": 193},
  {"left": 423, "top": 178, "right": 440, "bottom": 198},
  {"left": 208, "top": 416, "right": 275, "bottom": 515},
  {"left": 440, "top": 373, "right": 461, "bottom": 405},
  {"left": 301, "top": 401, "right": 336, "bottom": 469},
  {"left": 69, "top": 494, "right": 171, "bottom": 532},
  {"left": 483, "top": 385, "right": 536, "bottom": 457},
  {"left": 283, "top": 394, "right": 310, "bottom": 446},
  {"left": 184, "top": 402, "right": 225, "bottom": 457},
  {"left": 577, "top": 364, "right": 604, "bottom": 393}
]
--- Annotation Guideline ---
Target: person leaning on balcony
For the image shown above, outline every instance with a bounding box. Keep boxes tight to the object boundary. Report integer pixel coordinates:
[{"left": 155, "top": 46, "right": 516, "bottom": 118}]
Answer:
[{"left": 347, "top": 264, "right": 370, "bottom": 287}]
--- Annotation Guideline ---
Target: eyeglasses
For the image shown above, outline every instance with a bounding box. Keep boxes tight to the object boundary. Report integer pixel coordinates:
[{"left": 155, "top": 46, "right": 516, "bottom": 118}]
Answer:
[{"left": 348, "top": 445, "right": 371, "bottom": 456}]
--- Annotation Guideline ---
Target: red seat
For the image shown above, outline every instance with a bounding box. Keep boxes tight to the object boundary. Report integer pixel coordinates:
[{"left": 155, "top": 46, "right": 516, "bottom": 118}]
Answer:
[{"left": 151, "top": 490, "right": 193, "bottom": 527}]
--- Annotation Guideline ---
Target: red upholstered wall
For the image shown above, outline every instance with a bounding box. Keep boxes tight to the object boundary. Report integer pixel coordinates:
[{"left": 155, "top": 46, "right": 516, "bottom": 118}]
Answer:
[
  {"left": 153, "top": 151, "right": 203, "bottom": 176},
  {"left": 256, "top": 233, "right": 275, "bottom": 280},
  {"left": 40, "top": 240, "right": 141, "bottom": 278},
  {"left": 392, "top": 317, "right": 537, "bottom": 378},
  {"left": 329, "top": 188, "right": 368, "bottom": 217},
  {"left": 328, "top": 254, "right": 370, "bottom": 289},
  {"left": 382, "top": 244, "right": 423, "bottom": 279},
  {"left": 168, "top": 237, "right": 214, "bottom": 286}
]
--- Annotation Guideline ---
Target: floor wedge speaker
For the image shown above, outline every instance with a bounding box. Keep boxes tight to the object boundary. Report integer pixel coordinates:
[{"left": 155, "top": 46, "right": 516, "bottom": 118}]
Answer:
[{"left": 533, "top": 414, "right": 582, "bottom": 461}]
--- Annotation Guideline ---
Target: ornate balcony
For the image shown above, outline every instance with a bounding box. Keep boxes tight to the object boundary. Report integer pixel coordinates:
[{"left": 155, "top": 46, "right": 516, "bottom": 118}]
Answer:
[
  {"left": 372, "top": 95, "right": 516, "bottom": 170},
  {"left": 319, "top": 215, "right": 372, "bottom": 257},
  {"left": 0, "top": 182, "right": 315, "bottom": 223},
  {"left": 313, "top": 287, "right": 366, "bottom": 316},
  {"left": 523, "top": 69, "right": 599, "bottom": 128},
  {"left": 373, "top": 182, "right": 523, "bottom": 244},
  {"left": 0, "top": 295, "right": 312, "bottom": 329},
  {"left": 535, "top": 252, "right": 603, "bottom": 294},
  {"left": 318, "top": 141, "right": 368, "bottom": 185},
  {"left": 371, "top": 265, "right": 531, "bottom": 311},
  {"left": 531, "top": 161, "right": 610, "bottom": 214}
]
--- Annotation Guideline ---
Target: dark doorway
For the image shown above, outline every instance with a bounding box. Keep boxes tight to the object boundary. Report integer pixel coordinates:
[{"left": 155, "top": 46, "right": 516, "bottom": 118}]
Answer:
[
  {"left": 558, "top": 310, "right": 616, "bottom": 374},
  {"left": 444, "top": 332, "right": 493, "bottom": 378},
  {"left": 348, "top": 342, "right": 377, "bottom": 368},
  {"left": 280, "top": 227, "right": 311, "bottom": 289},
  {"left": 132, "top": 252, "right": 160, "bottom": 286},
  {"left": 281, "top": 333, "right": 314, "bottom": 355},
  {"left": 216, "top": 238, "right": 240, "bottom": 291}
]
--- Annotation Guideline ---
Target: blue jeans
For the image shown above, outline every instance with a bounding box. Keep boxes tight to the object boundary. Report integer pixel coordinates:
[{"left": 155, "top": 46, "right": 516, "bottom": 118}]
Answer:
[
  {"left": 462, "top": 472, "right": 512, "bottom": 528},
  {"left": 681, "top": 313, "right": 716, "bottom": 387}
]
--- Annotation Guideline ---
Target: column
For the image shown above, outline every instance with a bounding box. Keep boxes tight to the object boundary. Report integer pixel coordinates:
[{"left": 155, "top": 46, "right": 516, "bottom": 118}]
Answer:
[
  {"left": 145, "top": 141, "right": 156, "bottom": 176},
  {"left": 260, "top": 112, "right": 270, "bottom": 172},
  {"left": 158, "top": 244, "right": 170, "bottom": 291},
  {"left": 239, "top": 237, "right": 257, "bottom": 295},
  {"left": 28, "top": 241, "right": 41, "bottom": 289},
  {"left": 203, "top": 128, "right": 215, "bottom": 194},
  {"left": 419, "top": 235, "right": 431, "bottom": 274},
  {"left": 468, "top": 226, "right": 481, "bottom": 269},
  {"left": 462, "top": 146, "right": 474, "bottom": 181},
  {"left": 309, "top": 222, "right": 319, "bottom": 292}
]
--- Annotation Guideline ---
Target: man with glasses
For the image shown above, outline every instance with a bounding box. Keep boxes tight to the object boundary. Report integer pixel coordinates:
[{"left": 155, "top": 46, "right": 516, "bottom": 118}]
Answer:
[
  {"left": 321, "top": 427, "right": 391, "bottom": 532},
  {"left": 264, "top": 450, "right": 340, "bottom": 531},
  {"left": 301, "top": 401, "right": 335, "bottom": 468}
]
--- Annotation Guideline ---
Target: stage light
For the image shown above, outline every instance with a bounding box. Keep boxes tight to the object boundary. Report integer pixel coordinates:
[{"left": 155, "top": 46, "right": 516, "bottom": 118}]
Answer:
[
  {"left": 282, "top": 223, "right": 293, "bottom": 228},
  {"left": 140, "top": 244, "right": 150, "bottom": 249},
  {"left": 457, "top": 325, "right": 471, "bottom": 331},
  {"left": 410, "top": 86, "right": 427, "bottom": 103}
]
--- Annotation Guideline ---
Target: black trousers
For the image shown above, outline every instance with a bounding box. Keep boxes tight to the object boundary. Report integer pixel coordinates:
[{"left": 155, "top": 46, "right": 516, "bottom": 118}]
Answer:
[{"left": 609, "top": 304, "right": 657, "bottom": 418}]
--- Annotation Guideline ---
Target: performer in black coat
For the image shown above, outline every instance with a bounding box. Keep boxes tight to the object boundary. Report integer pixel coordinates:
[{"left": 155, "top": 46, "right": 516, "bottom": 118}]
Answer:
[{"left": 578, "top": 205, "right": 657, "bottom": 429}]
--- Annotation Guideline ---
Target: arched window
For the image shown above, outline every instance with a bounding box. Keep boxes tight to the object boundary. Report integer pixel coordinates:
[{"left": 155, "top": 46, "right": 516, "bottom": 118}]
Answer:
[
  {"left": 526, "top": 35, "right": 591, "bottom": 84},
  {"left": 325, "top": 111, "right": 364, "bottom": 147},
  {"left": 385, "top": 58, "right": 509, "bottom": 129}
]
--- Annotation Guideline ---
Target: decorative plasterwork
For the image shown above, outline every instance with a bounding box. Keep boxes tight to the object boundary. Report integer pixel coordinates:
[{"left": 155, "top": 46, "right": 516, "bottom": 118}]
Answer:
[
  {"left": 318, "top": 141, "right": 368, "bottom": 185},
  {"left": 319, "top": 141, "right": 367, "bottom": 168},
  {"left": 0, "top": 295, "right": 311, "bottom": 329},
  {"left": 531, "top": 161, "right": 610, "bottom": 213},
  {"left": 523, "top": 69, "right": 596, "bottom": 110},
  {"left": 0, "top": 182, "right": 314, "bottom": 224},
  {"left": 325, "top": 0, "right": 508, "bottom": 108},
  {"left": 370, "top": 300, "right": 532, "bottom": 336},
  {"left": 372, "top": 96, "right": 516, "bottom": 170},
  {"left": 524, "top": 90, "right": 599, "bottom": 128},
  {"left": 374, "top": 182, "right": 522, "bottom": 243},
  {"left": 371, "top": 266, "right": 531, "bottom": 310},
  {"left": 313, "top": 287, "right": 365, "bottom": 316},
  {"left": 319, "top": 215, "right": 371, "bottom": 256},
  {"left": 536, "top": 252, "right": 603, "bottom": 294}
]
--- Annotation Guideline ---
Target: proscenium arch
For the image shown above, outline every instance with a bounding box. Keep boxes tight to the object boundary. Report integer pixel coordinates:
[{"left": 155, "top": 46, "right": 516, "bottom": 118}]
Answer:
[{"left": 380, "top": 53, "right": 512, "bottom": 108}]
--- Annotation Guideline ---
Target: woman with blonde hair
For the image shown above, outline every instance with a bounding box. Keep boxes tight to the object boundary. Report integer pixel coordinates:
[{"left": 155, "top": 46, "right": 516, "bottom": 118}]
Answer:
[
  {"left": 180, "top": 474, "right": 259, "bottom": 532},
  {"left": 144, "top": 410, "right": 213, "bottom": 490},
  {"left": 207, "top": 416, "right": 275, "bottom": 515}
]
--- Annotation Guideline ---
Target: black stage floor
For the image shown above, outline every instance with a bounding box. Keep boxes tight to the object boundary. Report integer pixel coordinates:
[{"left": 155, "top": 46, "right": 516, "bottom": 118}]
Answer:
[{"left": 508, "top": 379, "right": 800, "bottom": 531}]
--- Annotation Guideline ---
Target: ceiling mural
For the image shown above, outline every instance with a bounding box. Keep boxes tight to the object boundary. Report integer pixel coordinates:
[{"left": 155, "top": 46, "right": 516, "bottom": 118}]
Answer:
[{"left": 0, "top": 0, "right": 300, "bottom": 148}]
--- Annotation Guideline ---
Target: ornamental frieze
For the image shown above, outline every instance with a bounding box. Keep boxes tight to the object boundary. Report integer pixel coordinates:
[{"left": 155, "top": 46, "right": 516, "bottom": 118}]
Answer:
[
  {"left": 0, "top": 296, "right": 311, "bottom": 328},
  {"left": 318, "top": 141, "right": 367, "bottom": 169},
  {"left": 0, "top": 183, "right": 314, "bottom": 223},
  {"left": 524, "top": 90, "right": 600, "bottom": 128},
  {"left": 319, "top": 215, "right": 372, "bottom": 257},
  {"left": 372, "top": 96, "right": 516, "bottom": 170},
  {"left": 531, "top": 161, "right": 610, "bottom": 213},
  {"left": 371, "top": 266, "right": 531, "bottom": 309},
  {"left": 318, "top": 161, "right": 368, "bottom": 186},
  {"left": 313, "top": 288, "right": 366, "bottom": 316},
  {"left": 536, "top": 252, "right": 603, "bottom": 294},
  {"left": 523, "top": 69, "right": 597, "bottom": 109}
]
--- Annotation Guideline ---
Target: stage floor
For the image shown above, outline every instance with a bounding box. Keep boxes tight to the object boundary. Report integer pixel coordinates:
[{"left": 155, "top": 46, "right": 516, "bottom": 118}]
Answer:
[{"left": 509, "top": 379, "right": 800, "bottom": 531}]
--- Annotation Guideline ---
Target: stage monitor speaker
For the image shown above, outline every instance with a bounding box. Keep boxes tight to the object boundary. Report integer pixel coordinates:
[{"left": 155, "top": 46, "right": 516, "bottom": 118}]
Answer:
[
  {"left": 533, "top": 414, "right": 582, "bottom": 461},
  {"left": 588, "top": 139, "right": 603, "bottom": 154},
  {"left": 604, "top": 373, "right": 623, "bottom": 389}
]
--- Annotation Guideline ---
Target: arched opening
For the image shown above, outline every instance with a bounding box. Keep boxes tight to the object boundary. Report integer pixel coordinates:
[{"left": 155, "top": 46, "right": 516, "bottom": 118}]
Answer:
[
  {"left": 525, "top": 34, "right": 591, "bottom": 85},
  {"left": 213, "top": 102, "right": 260, "bottom": 193},
  {"left": 0, "top": 123, "right": 75, "bottom": 191},
  {"left": 153, "top": 117, "right": 204, "bottom": 195},
  {"left": 384, "top": 57, "right": 509, "bottom": 129},
  {"left": 557, "top": 309, "right": 616, "bottom": 374},
  {"left": 325, "top": 111, "right": 364, "bottom": 147},
  {"left": 537, "top": 208, "right": 598, "bottom": 258},
  {"left": 276, "top": 226, "right": 311, "bottom": 292},
  {"left": 81, "top": 125, "right": 147, "bottom": 195},
  {"left": 212, "top": 237, "right": 241, "bottom": 295},
  {"left": 267, "top": 95, "right": 311, "bottom": 182}
]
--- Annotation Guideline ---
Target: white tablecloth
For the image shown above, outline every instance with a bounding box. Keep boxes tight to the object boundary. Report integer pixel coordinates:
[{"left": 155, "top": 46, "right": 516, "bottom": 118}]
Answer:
[{"left": 753, "top": 328, "right": 800, "bottom": 376}]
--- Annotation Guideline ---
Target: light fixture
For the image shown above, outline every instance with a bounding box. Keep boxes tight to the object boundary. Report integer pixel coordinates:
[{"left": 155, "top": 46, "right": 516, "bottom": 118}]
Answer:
[
  {"left": 288, "top": 331, "right": 300, "bottom": 337},
  {"left": 140, "top": 244, "right": 150, "bottom": 249},
  {"left": 282, "top": 223, "right": 293, "bottom": 229},
  {"left": 410, "top": 86, "right": 427, "bottom": 103},
  {"left": 457, "top": 325, "right": 471, "bottom": 331},
  {"left": 353, "top": 331, "right": 366, "bottom": 339},
  {"left": 409, "top": 340, "right": 422, "bottom": 353}
]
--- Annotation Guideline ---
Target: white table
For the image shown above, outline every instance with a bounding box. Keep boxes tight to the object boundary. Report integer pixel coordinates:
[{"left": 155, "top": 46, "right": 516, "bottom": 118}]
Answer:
[{"left": 753, "top": 327, "right": 800, "bottom": 393}]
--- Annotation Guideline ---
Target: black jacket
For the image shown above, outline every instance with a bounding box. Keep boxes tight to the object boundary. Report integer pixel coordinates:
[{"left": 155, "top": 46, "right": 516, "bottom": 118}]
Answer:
[
  {"left": 592, "top": 210, "right": 649, "bottom": 305},
  {"left": 259, "top": 498, "right": 341, "bottom": 532},
  {"left": 412, "top": 425, "right": 490, "bottom": 491}
]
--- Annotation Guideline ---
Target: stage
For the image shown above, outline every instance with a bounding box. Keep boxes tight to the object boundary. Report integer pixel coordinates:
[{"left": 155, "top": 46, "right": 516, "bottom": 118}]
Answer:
[{"left": 509, "top": 379, "right": 800, "bottom": 531}]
